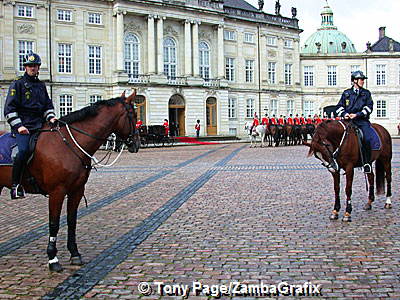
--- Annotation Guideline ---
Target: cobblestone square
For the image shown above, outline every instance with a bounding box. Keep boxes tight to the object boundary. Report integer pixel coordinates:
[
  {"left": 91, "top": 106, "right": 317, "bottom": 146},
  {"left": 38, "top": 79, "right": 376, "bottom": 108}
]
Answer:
[{"left": 0, "top": 141, "right": 399, "bottom": 299}]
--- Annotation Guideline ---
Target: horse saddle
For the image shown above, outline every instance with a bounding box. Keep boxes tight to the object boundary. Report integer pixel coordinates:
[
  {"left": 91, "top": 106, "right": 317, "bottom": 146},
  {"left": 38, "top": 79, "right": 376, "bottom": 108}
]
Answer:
[
  {"left": 353, "top": 125, "right": 381, "bottom": 151},
  {"left": 0, "top": 132, "right": 40, "bottom": 166}
]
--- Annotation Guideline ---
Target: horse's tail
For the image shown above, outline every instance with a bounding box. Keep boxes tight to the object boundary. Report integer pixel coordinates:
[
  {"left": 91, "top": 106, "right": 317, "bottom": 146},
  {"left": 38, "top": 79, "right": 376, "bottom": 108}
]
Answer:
[{"left": 375, "top": 159, "right": 385, "bottom": 195}]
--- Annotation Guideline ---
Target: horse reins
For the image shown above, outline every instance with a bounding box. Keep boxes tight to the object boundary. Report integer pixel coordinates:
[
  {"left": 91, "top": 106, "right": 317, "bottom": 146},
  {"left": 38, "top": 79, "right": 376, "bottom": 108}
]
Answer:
[{"left": 47, "top": 98, "right": 136, "bottom": 168}]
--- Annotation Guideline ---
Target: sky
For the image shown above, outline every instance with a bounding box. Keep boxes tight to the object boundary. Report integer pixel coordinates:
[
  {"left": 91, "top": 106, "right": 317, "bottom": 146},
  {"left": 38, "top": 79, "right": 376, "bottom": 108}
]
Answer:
[{"left": 246, "top": 0, "right": 400, "bottom": 52}]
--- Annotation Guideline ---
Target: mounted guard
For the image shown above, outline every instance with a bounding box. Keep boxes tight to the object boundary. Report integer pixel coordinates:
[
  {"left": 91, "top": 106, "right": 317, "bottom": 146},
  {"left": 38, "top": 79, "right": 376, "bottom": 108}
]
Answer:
[{"left": 4, "top": 52, "right": 57, "bottom": 199}]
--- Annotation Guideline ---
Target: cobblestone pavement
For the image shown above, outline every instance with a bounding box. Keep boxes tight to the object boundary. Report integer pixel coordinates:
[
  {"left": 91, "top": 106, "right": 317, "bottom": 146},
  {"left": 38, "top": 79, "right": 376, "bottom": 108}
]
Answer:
[{"left": 0, "top": 141, "right": 399, "bottom": 299}]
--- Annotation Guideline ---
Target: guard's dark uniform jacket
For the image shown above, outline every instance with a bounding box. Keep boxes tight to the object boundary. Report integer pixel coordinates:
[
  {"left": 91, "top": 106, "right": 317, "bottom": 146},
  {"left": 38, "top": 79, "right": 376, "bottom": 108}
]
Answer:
[
  {"left": 4, "top": 73, "right": 55, "bottom": 133},
  {"left": 335, "top": 87, "right": 375, "bottom": 144}
]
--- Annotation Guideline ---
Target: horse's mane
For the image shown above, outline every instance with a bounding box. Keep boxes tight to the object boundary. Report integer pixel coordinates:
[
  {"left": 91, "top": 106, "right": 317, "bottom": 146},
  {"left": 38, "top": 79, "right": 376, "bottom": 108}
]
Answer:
[{"left": 59, "top": 97, "right": 123, "bottom": 124}]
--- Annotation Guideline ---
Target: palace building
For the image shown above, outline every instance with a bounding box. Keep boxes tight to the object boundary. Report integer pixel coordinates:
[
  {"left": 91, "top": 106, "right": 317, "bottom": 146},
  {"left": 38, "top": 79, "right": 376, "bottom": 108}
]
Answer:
[{"left": 0, "top": 0, "right": 399, "bottom": 136}]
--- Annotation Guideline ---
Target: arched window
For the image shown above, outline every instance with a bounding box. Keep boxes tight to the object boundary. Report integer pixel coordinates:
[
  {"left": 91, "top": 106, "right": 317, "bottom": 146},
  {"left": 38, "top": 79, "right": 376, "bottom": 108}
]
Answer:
[
  {"left": 124, "top": 33, "right": 140, "bottom": 79},
  {"left": 199, "top": 41, "right": 210, "bottom": 80},
  {"left": 163, "top": 37, "right": 177, "bottom": 78}
]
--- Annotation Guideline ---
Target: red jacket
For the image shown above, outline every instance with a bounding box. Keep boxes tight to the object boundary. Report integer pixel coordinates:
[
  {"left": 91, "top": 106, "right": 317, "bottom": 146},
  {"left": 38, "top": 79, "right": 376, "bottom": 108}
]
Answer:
[
  {"left": 135, "top": 120, "right": 143, "bottom": 129},
  {"left": 306, "top": 118, "right": 313, "bottom": 124},
  {"left": 287, "top": 117, "right": 294, "bottom": 125},
  {"left": 278, "top": 117, "right": 284, "bottom": 125},
  {"left": 294, "top": 117, "right": 300, "bottom": 125},
  {"left": 252, "top": 118, "right": 259, "bottom": 126},
  {"left": 270, "top": 118, "right": 277, "bottom": 125},
  {"left": 163, "top": 121, "right": 169, "bottom": 135},
  {"left": 261, "top": 117, "right": 269, "bottom": 125},
  {"left": 195, "top": 123, "right": 200, "bottom": 131},
  {"left": 315, "top": 117, "right": 322, "bottom": 125},
  {"left": 300, "top": 117, "right": 305, "bottom": 125}
]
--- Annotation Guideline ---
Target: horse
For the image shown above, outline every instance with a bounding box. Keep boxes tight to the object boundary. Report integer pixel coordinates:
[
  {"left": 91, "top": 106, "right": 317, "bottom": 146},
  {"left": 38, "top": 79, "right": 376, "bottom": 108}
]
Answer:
[
  {"left": 0, "top": 91, "right": 137, "bottom": 272},
  {"left": 244, "top": 122, "right": 268, "bottom": 147},
  {"left": 304, "top": 120, "right": 392, "bottom": 222}
]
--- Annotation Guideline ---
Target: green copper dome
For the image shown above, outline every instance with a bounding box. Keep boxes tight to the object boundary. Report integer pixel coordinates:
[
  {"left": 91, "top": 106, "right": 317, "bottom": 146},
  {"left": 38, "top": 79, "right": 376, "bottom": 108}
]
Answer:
[{"left": 301, "top": 2, "right": 356, "bottom": 54}]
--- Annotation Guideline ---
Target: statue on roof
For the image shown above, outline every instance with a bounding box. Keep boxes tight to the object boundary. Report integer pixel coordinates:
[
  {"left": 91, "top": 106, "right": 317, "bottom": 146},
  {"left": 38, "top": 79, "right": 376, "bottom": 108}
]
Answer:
[
  {"left": 275, "top": 0, "right": 281, "bottom": 16},
  {"left": 291, "top": 7, "right": 297, "bottom": 18},
  {"left": 258, "top": 0, "right": 264, "bottom": 11}
]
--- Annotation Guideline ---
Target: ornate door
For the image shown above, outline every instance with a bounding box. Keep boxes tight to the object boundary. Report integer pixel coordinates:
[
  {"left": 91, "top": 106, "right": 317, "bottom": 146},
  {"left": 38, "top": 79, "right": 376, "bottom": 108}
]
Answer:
[{"left": 206, "top": 97, "right": 217, "bottom": 135}]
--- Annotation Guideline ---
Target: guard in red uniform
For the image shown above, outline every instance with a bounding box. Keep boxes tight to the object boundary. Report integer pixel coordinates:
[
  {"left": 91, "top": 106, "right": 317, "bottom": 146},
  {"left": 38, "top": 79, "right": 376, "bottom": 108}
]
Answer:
[
  {"left": 270, "top": 115, "right": 277, "bottom": 125},
  {"left": 163, "top": 119, "right": 169, "bottom": 136},
  {"left": 315, "top": 115, "right": 322, "bottom": 125},
  {"left": 261, "top": 114, "right": 269, "bottom": 126},
  {"left": 306, "top": 115, "right": 313, "bottom": 124},
  {"left": 300, "top": 114, "right": 306, "bottom": 125},
  {"left": 287, "top": 114, "right": 294, "bottom": 125},
  {"left": 294, "top": 114, "right": 300, "bottom": 125},
  {"left": 278, "top": 115, "right": 284, "bottom": 125},
  {"left": 135, "top": 119, "right": 143, "bottom": 129},
  {"left": 250, "top": 112, "right": 259, "bottom": 133}
]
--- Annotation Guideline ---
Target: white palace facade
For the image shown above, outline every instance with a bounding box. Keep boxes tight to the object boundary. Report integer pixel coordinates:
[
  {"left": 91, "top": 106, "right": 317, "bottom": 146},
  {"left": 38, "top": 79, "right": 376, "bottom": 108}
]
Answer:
[{"left": 1, "top": 0, "right": 399, "bottom": 136}]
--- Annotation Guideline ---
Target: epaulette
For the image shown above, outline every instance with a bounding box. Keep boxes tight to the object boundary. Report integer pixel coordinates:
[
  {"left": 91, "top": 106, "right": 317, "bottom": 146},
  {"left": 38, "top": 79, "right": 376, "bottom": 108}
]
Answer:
[{"left": 14, "top": 76, "right": 23, "bottom": 81}]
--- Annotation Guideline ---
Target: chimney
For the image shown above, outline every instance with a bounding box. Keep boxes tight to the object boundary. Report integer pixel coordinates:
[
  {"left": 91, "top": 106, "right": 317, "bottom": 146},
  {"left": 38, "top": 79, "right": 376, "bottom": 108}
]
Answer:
[{"left": 379, "top": 26, "right": 386, "bottom": 40}]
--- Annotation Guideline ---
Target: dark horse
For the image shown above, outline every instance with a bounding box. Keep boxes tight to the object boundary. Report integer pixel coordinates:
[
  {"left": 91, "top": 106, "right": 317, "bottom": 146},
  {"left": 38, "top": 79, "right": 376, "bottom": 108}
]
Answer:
[
  {"left": 0, "top": 91, "right": 137, "bottom": 271},
  {"left": 304, "top": 120, "right": 392, "bottom": 222}
]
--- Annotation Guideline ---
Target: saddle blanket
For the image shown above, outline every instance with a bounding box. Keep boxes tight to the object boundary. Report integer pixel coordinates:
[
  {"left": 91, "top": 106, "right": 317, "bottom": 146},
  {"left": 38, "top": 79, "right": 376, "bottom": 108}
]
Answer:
[{"left": 0, "top": 133, "right": 16, "bottom": 165}]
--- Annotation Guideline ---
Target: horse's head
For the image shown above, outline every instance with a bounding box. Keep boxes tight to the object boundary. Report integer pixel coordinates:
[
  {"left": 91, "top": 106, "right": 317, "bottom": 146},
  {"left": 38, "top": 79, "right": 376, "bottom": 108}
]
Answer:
[
  {"left": 115, "top": 90, "right": 139, "bottom": 153},
  {"left": 305, "top": 120, "right": 344, "bottom": 172}
]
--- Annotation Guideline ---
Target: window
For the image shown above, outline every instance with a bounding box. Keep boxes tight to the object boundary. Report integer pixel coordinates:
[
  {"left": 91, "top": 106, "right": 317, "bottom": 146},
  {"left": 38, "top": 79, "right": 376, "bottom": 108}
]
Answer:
[
  {"left": 89, "top": 95, "right": 102, "bottom": 105},
  {"left": 224, "top": 30, "right": 236, "bottom": 41},
  {"left": 199, "top": 41, "right": 210, "bottom": 80},
  {"left": 124, "top": 33, "right": 140, "bottom": 79},
  {"left": 58, "top": 43, "right": 72, "bottom": 73},
  {"left": 17, "top": 5, "right": 33, "bottom": 17},
  {"left": 88, "top": 45, "right": 102, "bottom": 74},
  {"left": 18, "top": 41, "right": 34, "bottom": 71},
  {"left": 284, "top": 39, "right": 293, "bottom": 48},
  {"left": 245, "top": 60, "right": 254, "bottom": 83},
  {"left": 376, "top": 64, "right": 386, "bottom": 86},
  {"left": 163, "top": 37, "right": 177, "bottom": 79},
  {"left": 285, "top": 64, "right": 292, "bottom": 85},
  {"left": 270, "top": 99, "right": 278, "bottom": 116},
  {"left": 287, "top": 100, "right": 294, "bottom": 116},
  {"left": 268, "top": 62, "right": 276, "bottom": 84},
  {"left": 304, "top": 66, "right": 314, "bottom": 86},
  {"left": 304, "top": 101, "right": 315, "bottom": 117},
  {"left": 228, "top": 97, "right": 236, "bottom": 119},
  {"left": 351, "top": 65, "right": 360, "bottom": 74},
  {"left": 225, "top": 57, "right": 235, "bottom": 82},
  {"left": 229, "top": 128, "right": 237, "bottom": 136},
  {"left": 246, "top": 99, "right": 255, "bottom": 118},
  {"left": 266, "top": 36, "right": 277, "bottom": 46},
  {"left": 327, "top": 65, "right": 337, "bottom": 86},
  {"left": 376, "top": 100, "right": 387, "bottom": 118},
  {"left": 88, "top": 12, "right": 101, "bottom": 24},
  {"left": 57, "top": 9, "right": 72, "bottom": 22},
  {"left": 244, "top": 32, "right": 254, "bottom": 43},
  {"left": 59, "top": 95, "right": 73, "bottom": 117}
]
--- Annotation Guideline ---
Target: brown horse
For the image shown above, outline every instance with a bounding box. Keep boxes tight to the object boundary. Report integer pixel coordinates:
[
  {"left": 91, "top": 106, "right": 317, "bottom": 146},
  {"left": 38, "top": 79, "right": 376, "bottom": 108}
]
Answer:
[
  {"left": 304, "top": 120, "right": 392, "bottom": 222},
  {"left": 0, "top": 91, "right": 137, "bottom": 271}
]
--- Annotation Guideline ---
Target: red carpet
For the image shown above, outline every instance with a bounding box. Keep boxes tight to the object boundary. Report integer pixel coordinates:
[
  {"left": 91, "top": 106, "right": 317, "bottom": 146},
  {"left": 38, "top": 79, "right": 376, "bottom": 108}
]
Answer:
[{"left": 174, "top": 136, "right": 219, "bottom": 145}]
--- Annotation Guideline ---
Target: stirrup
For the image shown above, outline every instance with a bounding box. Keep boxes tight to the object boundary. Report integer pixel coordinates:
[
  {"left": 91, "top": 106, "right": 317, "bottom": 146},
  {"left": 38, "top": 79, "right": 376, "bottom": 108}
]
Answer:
[
  {"left": 363, "top": 163, "right": 372, "bottom": 173},
  {"left": 327, "top": 159, "right": 339, "bottom": 173},
  {"left": 10, "top": 184, "right": 25, "bottom": 200}
]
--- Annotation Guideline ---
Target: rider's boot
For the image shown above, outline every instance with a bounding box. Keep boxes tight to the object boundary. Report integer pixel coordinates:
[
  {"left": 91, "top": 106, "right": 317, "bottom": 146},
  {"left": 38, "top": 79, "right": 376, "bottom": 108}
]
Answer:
[
  {"left": 10, "top": 156, "right": 25, "bottom": 199},
  {"left": 327, "top": 159, "right": 339, "bottom": 173},
  {"left": 363, "top": 142, "right": 372, "bottom": 173}
]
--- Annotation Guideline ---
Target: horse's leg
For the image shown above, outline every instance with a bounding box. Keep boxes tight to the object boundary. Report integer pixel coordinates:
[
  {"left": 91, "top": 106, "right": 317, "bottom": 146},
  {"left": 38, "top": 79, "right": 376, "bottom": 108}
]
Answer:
[
  {"left": 384, "top": 160, "right": 392, "bottom": 209},
  {"left": 330, "top": 172, "right": 341, "bottom": 220},
  {"left": 67, "top": 186, "right": 84, "bottom": 265},
  {"left": 342, "top": 168, "right": 354, "bottom": 222},
  {"left": 364, "top": 172, "right": 375, "bottom": 210},
  {"left": 47, "top": 189, "right": 66, "bottom": 272}
]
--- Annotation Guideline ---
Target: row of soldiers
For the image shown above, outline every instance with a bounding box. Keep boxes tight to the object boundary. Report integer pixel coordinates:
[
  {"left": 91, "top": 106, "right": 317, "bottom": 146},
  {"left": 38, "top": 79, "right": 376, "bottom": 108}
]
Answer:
[{"left": 252, "top": 113, "right": 340, "bottom": 127}]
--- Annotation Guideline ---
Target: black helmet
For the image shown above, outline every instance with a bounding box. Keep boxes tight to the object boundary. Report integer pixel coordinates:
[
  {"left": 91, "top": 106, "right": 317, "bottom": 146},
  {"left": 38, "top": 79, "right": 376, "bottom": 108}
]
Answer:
[
  {"left": 351, "top": 70, "right": 367, "bottom": 81},
  {"left": 23, "top": 52, "right": 41, "bottom": 66}
]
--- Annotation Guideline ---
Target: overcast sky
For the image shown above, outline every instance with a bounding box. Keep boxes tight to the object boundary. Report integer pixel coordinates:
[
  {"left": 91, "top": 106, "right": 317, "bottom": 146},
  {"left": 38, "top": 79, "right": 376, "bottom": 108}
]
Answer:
[{"left": 246, "top": 0, "right": 400, "bottom": 52}]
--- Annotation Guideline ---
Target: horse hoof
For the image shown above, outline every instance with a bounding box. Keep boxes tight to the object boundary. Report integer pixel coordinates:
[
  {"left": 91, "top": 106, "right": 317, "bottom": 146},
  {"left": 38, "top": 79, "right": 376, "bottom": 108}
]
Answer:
[
  {"left": 70, "top": 255, "right": 84, "bottom": 266},
  {"left": 329, "top": 214, "right": 339, "bottom": 220},
  {"left": 384, "top": 203, "right": 392, "bottom": 209},
  {"left": 49, "top": 262, "right": 63, "bottom": 272},
  {"left": 342, "top": 216, "right": 352, "bottom": 222},
  {"left": 364, "top": 204, "right": 372, "bottom": 210}
]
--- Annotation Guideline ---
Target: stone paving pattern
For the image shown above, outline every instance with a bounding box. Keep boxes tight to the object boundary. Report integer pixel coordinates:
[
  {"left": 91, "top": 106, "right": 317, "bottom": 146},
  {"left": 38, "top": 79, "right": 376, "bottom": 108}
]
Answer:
[{"left": 0, "top": 142, "right": 399, "bottom": 299}]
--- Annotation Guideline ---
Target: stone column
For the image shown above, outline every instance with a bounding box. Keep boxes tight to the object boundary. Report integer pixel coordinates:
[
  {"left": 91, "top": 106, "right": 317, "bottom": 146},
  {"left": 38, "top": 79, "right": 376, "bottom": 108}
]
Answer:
[
  {"left": 147, "top": 15, "right": 155, "bottom": 74},
  {"left": 3, "top": 2, "right": 15, "bottom": 73},
  {"left": 116, "top": 9, "right": 126, "bottom": 72},
  {"left": 156, "top": 16, "right": 164, "bottom": 75},
  {"left": 192, "top": 21, "right": 200, "bottom": 77},
  {"left": 217, "top": 24, "right": 224, "bottom": 78},
  {"left": 184, "top": 20, "right": 192, "bottom": 76}
]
